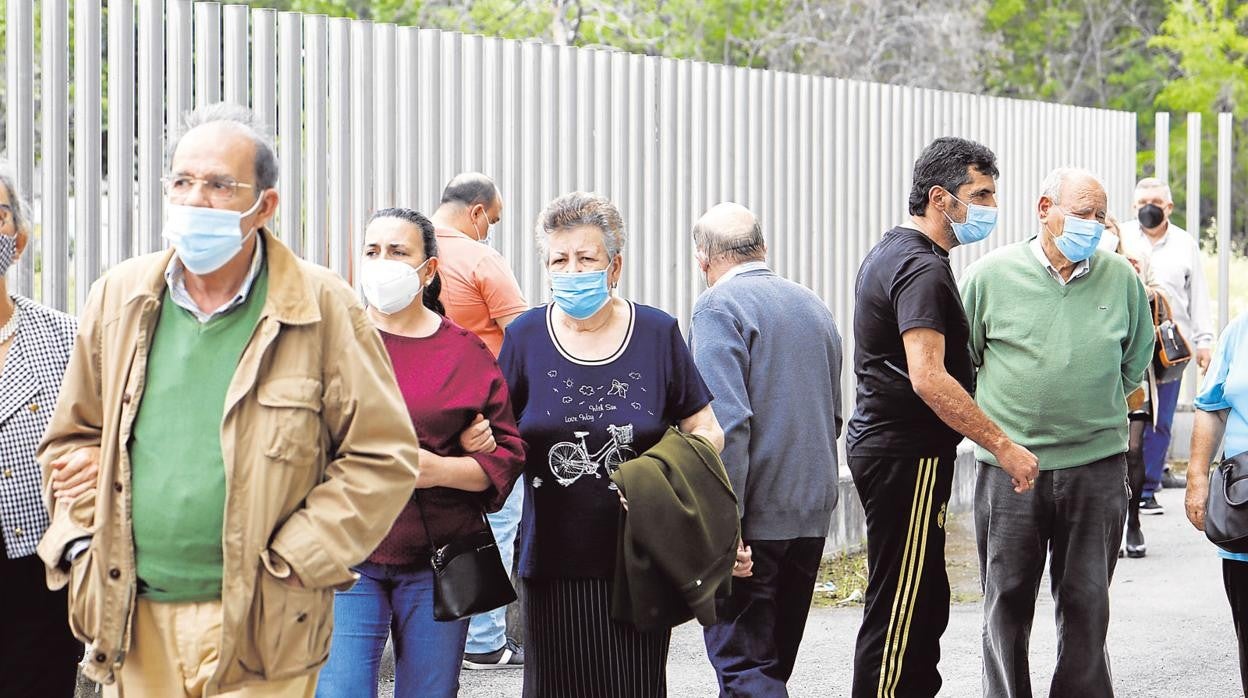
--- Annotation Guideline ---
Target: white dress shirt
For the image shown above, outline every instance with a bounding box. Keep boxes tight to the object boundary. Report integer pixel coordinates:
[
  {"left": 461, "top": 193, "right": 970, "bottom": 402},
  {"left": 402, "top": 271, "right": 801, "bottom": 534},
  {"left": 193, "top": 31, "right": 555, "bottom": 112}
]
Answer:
[{"left": 1120, "top": 219, "right": 1214, "bottom": 348}]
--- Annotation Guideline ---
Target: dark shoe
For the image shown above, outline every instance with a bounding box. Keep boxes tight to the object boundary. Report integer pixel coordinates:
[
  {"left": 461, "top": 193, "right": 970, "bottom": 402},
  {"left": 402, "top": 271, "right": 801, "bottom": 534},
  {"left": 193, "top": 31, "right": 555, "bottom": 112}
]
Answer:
[
  {"left": 1140, "top": 496, "right": 1164, "bottom": 515},
  {"left": 1162, "top": 469, "right": 1187, "bottom": 489},
  {"left": 1126, "top": 523, "right": 1146, "bottom": 558},
  {"left": 463, "top": 638, "right": 524, "bottom": 670}
]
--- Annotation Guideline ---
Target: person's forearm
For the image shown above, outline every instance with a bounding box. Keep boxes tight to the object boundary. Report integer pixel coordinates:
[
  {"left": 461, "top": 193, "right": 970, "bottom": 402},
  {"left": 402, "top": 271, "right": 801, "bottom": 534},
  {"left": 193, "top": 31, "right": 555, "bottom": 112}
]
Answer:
[
  {"left": 1190, "top": 410, "right": 1230, "bottom": 480},
  {"left": 418, "top": 453, "right": 491, "bottom": 491},
  {"left": 914, "top": 372, "right": 1010, "bottom": 454}
]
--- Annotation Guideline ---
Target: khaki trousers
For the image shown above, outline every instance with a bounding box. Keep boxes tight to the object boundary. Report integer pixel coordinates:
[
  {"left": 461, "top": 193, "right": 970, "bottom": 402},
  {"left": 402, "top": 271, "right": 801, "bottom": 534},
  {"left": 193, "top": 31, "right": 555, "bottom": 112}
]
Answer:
[{"left": 104, "top": 598, "right": 318, "bottom": 698}]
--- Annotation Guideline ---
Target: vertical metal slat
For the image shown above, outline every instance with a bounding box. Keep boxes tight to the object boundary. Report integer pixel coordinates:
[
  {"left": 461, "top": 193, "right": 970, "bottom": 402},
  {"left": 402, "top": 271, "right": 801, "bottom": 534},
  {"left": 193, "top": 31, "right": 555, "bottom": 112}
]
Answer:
[
  {"left": 278, "top": 12, "right": 303, "bottom": 254},
  {"left": 74, "top": 0, "right": 103, "bottom": 310},
  {"left": 42, "top": 0, "right": 70, "bottom": 310}
]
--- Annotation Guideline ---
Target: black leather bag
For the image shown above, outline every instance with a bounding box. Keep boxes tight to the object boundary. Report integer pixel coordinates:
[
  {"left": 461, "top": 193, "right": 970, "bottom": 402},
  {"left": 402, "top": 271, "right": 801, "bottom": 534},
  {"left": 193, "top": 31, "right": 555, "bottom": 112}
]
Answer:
[
  {"left": 1206, "top": 451, "right": 1248, "bottom": 554},
  {"left": 413, "top": 492, "right": 517, "bottom": 621},
  {"left": 1152, "top": 293, "right": 1192, "bottom": 384}
]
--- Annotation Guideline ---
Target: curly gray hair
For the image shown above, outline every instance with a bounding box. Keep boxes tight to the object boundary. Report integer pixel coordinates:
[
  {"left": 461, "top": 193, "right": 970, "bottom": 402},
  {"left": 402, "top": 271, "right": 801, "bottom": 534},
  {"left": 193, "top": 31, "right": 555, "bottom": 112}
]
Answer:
[
  {"left": 0, "top": 162, "right": 32, "bottom": 235},
  {"left": 535, "top": 191, "right": 626, "bottom": 262}
]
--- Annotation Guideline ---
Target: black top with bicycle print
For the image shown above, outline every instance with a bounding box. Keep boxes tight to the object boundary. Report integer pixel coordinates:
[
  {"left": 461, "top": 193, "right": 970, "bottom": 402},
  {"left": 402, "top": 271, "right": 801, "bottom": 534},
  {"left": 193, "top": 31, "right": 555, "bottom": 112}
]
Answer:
[{"left": 499, "top": 302, "right": 712, "bottom": 579}]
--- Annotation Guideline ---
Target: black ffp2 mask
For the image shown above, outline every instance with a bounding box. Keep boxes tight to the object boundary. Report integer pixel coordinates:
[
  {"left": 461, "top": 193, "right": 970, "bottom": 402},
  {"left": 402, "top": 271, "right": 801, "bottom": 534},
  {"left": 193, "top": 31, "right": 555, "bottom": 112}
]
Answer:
[{"left": 1138, "top": 203, "right": 1165, "bottom": 229}]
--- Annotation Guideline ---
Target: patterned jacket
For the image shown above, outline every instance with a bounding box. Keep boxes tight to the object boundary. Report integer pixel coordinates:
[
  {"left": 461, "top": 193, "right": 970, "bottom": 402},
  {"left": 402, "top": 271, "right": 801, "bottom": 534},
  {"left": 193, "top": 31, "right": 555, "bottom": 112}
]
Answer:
[{"left": 0, "top": 294, "right": 76, "bottom": 558}]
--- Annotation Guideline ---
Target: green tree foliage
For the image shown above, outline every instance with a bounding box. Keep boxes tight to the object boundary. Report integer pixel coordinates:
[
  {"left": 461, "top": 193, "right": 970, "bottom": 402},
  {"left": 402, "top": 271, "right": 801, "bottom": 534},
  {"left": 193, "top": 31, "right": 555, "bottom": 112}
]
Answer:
[{"left": 1150, "top": 0, "right": 1248, "bottom": 249}]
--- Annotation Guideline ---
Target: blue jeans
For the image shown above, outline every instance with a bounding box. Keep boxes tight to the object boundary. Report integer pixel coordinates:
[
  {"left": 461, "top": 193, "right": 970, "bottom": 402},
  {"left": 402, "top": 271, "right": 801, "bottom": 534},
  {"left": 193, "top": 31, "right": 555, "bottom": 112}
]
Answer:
[
  {"left": 1142, "top": 378, "right": 1181, "bottom": 497},
  {"left": 465, "top": 484, "right": 523, "bottom": 654},
  {"left": 704, "top": 537, "right": 825, "bottom": 697},
  {"left": 317, "top": 561, "right": 469, "bottom": 698}
]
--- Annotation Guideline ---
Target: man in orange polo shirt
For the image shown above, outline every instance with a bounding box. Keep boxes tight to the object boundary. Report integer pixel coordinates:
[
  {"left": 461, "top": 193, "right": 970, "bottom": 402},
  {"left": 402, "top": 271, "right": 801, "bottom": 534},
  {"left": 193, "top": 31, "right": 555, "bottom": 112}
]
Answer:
[{"left": 430, "top": 172, "right": 529, "bottom": 669}]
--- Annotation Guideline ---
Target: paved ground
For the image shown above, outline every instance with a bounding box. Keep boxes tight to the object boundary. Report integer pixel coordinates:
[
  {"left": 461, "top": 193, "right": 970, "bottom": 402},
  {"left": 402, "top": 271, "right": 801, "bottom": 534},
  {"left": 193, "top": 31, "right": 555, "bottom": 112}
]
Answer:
[
  {"left": 72, "top": 486, "right": 1235, "bottom": 697},
  {"left": 445, "top": 486, "right": 1240, "bottom": 697}
]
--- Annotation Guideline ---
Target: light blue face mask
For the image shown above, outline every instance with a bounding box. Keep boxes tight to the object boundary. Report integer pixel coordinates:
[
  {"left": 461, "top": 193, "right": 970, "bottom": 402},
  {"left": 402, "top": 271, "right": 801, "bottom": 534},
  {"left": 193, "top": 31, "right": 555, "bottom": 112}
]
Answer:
[
  {"left": 944, "top": 192, "right": 998, "bottom": 245},
  {"left": 162, "top": 195, "right": 265, "bottom": 274},
  {"left": 1054, "top": 213, "right": 1105, "bottom": 263},
  {"left": 550, "top": 268, "right": 611, "bottom": 320}
]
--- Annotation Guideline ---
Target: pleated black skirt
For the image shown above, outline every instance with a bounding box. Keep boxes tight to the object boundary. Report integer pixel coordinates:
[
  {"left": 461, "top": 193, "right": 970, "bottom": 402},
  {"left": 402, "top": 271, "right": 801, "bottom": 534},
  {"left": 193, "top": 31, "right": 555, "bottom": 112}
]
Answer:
[{"left": 522, "top": 576, "right": 672, "bottom": 698}]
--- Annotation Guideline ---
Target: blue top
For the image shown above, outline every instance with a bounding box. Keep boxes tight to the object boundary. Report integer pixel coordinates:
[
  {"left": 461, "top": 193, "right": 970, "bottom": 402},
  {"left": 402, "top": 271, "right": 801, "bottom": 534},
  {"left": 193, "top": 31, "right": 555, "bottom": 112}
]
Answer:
[
  {"left": 689, "top": 265, "right": 844, "bottom": 540},
  {"left": 1195, "top": 312, "right": 1248, "bottom": 562},
  {"left": 500, "top": 302, "right": 713, "bottom": 579}
]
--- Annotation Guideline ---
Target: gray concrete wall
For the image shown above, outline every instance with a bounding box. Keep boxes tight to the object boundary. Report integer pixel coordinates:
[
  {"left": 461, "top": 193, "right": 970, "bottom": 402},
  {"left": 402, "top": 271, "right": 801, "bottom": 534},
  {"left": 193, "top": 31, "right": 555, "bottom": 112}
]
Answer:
[{"left": 824, "top": 442, "right": 978, "bottom": 555}]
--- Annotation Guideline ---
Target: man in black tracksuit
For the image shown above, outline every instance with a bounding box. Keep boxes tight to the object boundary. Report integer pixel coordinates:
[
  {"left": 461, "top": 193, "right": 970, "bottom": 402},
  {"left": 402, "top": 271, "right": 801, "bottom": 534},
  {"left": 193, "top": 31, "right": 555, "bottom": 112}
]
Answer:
[{"left": 847, "top": 137, "right": 1039, "bottom": 698}]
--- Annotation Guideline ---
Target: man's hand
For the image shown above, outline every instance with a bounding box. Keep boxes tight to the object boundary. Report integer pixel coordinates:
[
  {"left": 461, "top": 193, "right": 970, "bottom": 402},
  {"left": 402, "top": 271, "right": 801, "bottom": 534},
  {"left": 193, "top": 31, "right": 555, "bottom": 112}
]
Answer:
[
  {"left": 994, "top": 440, "right": 1039, "bottom": 494},
  {"left": 732, "top": 541, "right": 753, "bottom": 578},
  {"left": 1187, "top": 470, "right": 1210, "bottom": 531},
  {"left": 459, "top": 413, "right": 496, "bottom": 454},
  {"left": 1198, "top": 347, "right": 1212, "bottom": 372},
  {"left": 270, "top": 551, "right": 306, "bottom": 589},
  {"left": 50, "top": 447, "right": 101, "bottom": 501}
]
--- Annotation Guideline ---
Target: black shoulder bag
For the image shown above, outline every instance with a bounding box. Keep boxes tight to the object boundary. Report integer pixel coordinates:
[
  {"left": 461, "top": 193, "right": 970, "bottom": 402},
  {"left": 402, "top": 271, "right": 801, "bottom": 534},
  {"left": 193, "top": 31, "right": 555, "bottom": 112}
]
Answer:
[
  {"left": 1152, "top": 293, "right": 1193, "bottom": 384},
  {"left": 1206, "top": 451, "right": 1248, "bottom": 554},
  {"left": 412, "top": 491, "right": 517, "bottom": 621}
]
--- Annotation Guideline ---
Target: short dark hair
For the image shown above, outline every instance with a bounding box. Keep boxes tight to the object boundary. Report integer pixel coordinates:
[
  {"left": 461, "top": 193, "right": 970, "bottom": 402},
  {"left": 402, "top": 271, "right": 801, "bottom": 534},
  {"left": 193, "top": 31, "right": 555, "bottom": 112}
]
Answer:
[
  {"left": 439, "top": 173, "right": 499, "bottom": 210},
  {"left": 907, "top": 137, "right": 998, "bottom": 216},
  {"left": 367, "top": 207, "right": 445, "bottom": 316}
]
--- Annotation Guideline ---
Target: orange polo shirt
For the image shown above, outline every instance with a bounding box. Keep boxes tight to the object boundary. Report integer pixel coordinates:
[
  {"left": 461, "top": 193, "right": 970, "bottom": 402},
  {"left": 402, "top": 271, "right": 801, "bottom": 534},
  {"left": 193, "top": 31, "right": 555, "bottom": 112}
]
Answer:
[{"left": 434, "top": 226, "right": 529, "bottom": 356}]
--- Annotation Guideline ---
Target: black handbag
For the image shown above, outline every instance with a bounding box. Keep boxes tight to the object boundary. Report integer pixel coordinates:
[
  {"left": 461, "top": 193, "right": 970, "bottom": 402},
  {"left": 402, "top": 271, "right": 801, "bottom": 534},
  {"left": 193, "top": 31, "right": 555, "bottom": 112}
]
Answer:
[
  {"left": 412, "top": 492, "right": 517, "bottom": 621},
  {"left": 1152, "top": 293, "right": 1192, "bottom": 384},
  {"left": 1205, "top": 451, "right": 1248, "bottom": 554}
]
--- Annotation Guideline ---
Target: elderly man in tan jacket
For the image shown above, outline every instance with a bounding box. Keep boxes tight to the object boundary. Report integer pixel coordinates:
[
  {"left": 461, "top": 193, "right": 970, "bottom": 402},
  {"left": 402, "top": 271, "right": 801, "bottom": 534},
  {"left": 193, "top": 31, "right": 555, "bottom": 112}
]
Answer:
[{"left": 35, "top": 103, "right": 421, "bottom": 697}]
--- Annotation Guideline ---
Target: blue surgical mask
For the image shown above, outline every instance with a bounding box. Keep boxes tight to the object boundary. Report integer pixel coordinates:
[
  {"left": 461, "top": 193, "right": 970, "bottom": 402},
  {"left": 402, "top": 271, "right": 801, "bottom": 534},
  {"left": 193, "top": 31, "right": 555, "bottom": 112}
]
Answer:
[
  {"left": 1054, "top": 214, "right": 1105, "bottom": 263},
  {"left": 944, "top": 193, "right": 998, "bottom": 245},
  {"left": 162, "top": 195, "right": 265, "bottom": 274},
  {"left": 550, "top": 268, "right": 611, "bottom": 320}
]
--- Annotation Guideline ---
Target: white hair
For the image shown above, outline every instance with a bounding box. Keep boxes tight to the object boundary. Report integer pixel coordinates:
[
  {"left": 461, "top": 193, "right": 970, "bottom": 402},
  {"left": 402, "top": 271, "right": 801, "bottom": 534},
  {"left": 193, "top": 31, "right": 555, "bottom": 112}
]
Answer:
[
  {"left": 1134, "top": 177, "right": 1173, "bottom": 204},
  {"left": 1040, "top": 167, "right": 1102, "bottom": 206}
]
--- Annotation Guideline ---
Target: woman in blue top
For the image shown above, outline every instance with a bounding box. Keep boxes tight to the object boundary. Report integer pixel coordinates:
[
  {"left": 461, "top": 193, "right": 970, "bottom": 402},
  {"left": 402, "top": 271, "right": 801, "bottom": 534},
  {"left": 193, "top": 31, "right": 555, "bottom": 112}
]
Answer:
[
  {"left": 500, "top": 191, "right": 724, "bottom": 698},
  {"left": 1187, "top": 311, "right": 1248, "bottom": 692}
]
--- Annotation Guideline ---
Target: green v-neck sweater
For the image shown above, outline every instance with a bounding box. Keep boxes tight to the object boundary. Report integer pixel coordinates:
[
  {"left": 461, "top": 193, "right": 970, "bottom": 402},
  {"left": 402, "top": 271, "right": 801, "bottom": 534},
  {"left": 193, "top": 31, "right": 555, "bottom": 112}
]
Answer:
[
  {"left": 129, "top": 268, "right": 268, "bottom": 602},
  {"left": 960, "top": 242, "right": 1154, "bottom": 471}
]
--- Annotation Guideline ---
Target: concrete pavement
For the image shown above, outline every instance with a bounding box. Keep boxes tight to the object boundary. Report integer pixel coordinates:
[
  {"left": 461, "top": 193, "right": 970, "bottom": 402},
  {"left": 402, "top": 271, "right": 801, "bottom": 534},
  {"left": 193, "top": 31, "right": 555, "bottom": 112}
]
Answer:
[{"left": 451, "top": 486, "right": 1241, "bottom": 697}]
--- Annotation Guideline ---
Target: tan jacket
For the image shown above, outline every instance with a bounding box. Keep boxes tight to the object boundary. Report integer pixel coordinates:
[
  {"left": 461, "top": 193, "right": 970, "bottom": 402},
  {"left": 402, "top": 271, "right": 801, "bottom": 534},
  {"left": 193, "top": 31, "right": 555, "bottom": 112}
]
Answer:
[{"left": 35, "top": 231, "right": 421, "bottom": 693}]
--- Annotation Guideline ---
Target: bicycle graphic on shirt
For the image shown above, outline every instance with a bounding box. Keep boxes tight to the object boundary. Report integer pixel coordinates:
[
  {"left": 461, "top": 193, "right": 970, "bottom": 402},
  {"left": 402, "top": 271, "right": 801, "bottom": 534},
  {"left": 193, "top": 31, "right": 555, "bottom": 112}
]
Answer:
[{"left": 548, "top": 423, "right": 637, "bottom": 487}]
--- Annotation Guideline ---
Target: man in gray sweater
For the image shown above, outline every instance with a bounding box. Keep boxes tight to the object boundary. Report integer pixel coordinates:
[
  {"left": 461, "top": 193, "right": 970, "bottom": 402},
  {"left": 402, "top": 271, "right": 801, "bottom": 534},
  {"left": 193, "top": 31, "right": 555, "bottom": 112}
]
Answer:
[{"left": 690, "top": 202, "right": 843, "bottom": 697}]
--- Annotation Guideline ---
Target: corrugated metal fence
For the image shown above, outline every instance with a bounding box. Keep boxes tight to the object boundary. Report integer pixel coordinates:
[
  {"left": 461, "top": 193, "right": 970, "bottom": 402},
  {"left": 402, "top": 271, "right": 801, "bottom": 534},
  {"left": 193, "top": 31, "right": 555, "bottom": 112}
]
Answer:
[{"left": 6, "top": 3, "right": 1137, "bottom": 397}]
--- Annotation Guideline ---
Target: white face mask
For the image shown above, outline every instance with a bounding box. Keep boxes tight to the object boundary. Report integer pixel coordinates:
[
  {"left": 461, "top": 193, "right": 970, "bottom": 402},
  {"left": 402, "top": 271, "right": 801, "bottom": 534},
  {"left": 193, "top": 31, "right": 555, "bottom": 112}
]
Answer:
[
  {"left": 359, "top": 257, "right": 430, "bottom": 315},
  {"left": 472, "top": 208, "right": 494, "bottom": 246}
]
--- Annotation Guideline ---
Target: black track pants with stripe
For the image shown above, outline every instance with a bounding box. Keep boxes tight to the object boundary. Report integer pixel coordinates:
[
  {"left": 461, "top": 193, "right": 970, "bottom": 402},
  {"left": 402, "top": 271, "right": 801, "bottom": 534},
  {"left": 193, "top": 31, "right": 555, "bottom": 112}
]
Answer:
[{"left": 848, "top": 451, "right": 956, "bottom": 698}]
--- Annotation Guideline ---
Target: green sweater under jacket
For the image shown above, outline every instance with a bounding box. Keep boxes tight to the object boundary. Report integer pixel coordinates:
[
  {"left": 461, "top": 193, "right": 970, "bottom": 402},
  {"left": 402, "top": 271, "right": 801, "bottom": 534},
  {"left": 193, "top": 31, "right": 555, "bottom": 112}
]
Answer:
[
  {"left": 960, "top": 241, "right": 1153, "bottom": 471},
  {"left": 129, "top": 268, "right": 269, "bottom": 602}
]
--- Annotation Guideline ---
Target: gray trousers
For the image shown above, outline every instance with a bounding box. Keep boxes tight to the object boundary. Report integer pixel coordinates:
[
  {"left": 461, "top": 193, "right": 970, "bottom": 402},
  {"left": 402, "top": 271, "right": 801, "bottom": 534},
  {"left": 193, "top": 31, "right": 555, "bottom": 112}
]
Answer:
[{"left": 975, "top": 454, "right": 1128, "bottom": 698}]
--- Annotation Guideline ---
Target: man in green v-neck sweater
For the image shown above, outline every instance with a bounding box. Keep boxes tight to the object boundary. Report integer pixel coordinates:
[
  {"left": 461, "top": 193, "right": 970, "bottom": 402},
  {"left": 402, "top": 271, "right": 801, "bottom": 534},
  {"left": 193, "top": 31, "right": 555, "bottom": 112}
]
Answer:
[
  {"left": 129, "top": 268, "right": 268, "bottom": 601},
  {"left": 960, "top": 169, "right": 1153, "bottom": 698}
]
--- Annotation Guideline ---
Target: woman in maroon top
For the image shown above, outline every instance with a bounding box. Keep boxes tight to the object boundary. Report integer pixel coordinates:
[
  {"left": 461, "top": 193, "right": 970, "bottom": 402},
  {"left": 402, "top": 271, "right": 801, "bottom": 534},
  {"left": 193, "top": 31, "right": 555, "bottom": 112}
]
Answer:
[{"left": 318, "top": 208, "right": 525, "bottom": 698}]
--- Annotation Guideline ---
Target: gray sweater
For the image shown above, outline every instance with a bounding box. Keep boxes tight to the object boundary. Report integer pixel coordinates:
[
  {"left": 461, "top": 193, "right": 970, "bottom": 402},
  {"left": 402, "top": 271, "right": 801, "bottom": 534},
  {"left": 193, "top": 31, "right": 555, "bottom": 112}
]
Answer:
[{"left": 689, "top": 264, "right": 843, "bottom": 540}]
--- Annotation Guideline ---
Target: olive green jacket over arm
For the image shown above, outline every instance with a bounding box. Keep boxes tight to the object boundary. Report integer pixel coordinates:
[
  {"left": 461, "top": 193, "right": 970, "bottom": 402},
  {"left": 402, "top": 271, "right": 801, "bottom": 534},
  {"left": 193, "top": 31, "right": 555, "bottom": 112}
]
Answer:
[{"left": 610, "top": 427, "right": 740, "bottom": 632}]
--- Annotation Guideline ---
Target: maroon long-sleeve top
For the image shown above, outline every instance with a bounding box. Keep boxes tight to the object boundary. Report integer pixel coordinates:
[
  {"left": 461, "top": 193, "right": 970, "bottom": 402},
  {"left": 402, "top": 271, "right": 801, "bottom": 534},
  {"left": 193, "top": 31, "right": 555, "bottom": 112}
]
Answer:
[{"left": 369, "top": 318, "right": 526, "bottom": 565}]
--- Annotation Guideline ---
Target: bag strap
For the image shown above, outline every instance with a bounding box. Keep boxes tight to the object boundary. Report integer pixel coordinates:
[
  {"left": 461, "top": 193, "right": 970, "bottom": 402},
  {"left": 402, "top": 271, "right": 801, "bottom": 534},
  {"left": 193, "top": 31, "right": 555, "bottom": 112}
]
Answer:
[
  {"left": 410, "top": 487, "right": 491, "bottom": 553},
  {"left": 1223, "top": 456, "right": 1248, "bottom": 507},
  {"left": 411, "top": 489, "right": 443, "bottom": 551},
  {"left": 1153, "top": 292, "right": 1173, "bottom": 326}
]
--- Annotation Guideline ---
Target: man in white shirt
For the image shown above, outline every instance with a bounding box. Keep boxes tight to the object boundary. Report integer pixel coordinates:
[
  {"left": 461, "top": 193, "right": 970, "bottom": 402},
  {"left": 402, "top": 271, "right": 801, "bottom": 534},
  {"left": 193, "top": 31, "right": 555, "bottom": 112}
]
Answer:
[{"left": 1120, "top": 177, "right": 1214, "bottom": 513}]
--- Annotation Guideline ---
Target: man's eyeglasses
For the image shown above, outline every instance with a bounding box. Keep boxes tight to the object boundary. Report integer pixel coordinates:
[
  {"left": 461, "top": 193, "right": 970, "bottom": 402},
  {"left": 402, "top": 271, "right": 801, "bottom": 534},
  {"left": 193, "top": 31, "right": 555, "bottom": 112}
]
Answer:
[{"left": 161, "top": 175, "right": 256, "bottom": 204}]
